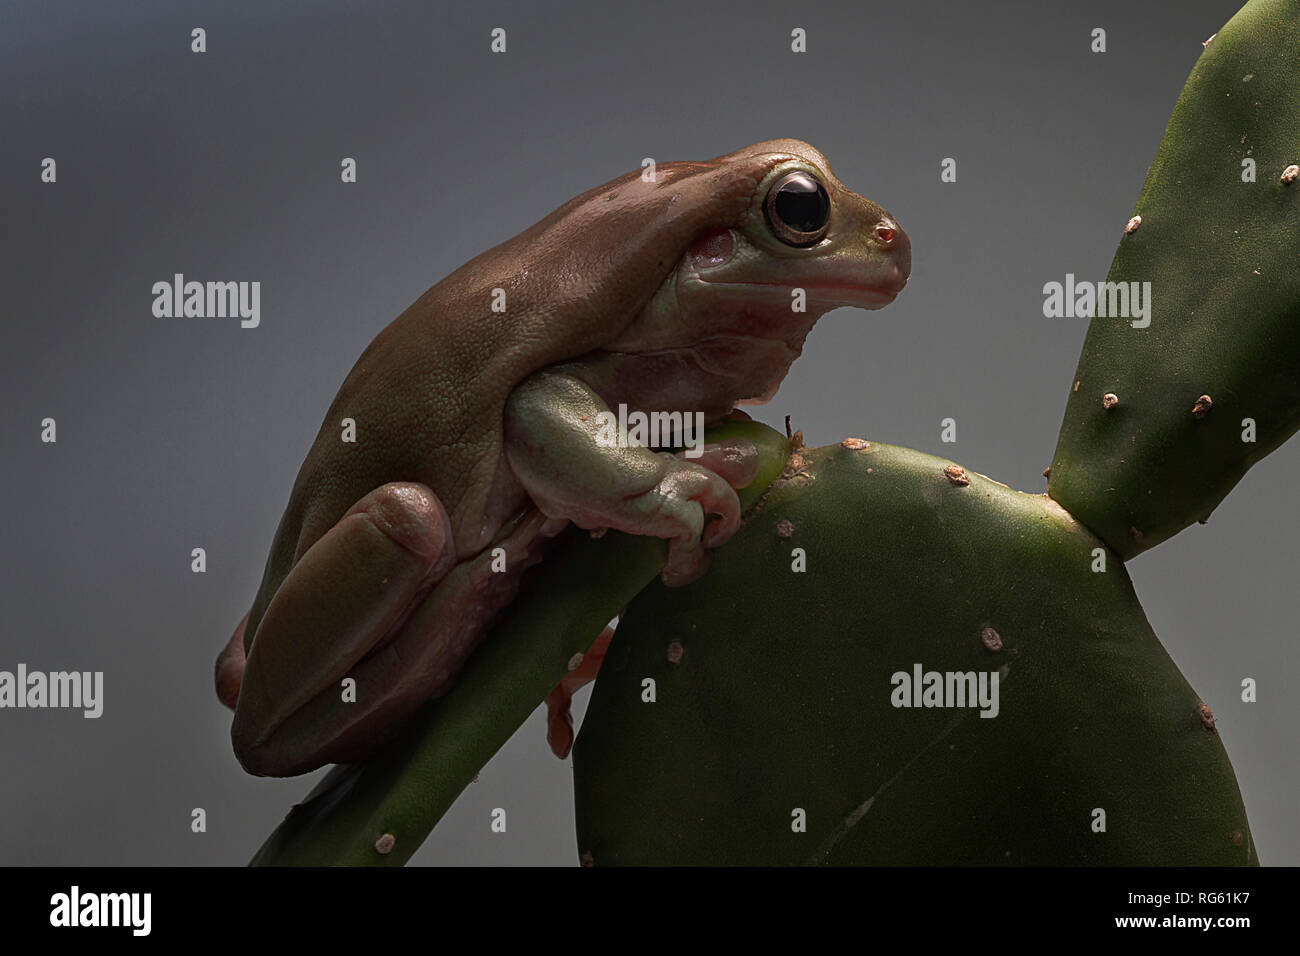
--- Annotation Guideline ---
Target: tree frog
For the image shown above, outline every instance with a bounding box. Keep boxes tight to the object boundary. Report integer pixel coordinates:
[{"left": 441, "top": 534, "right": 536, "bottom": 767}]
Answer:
[{"left": 215, "top": 139, "right": 910, "bottom": 776}]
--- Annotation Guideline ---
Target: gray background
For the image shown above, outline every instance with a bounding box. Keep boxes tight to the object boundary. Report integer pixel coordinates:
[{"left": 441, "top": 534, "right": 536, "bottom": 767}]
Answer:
[{"left": 1, "top": 0, "right": 1294, "bottom": 866}]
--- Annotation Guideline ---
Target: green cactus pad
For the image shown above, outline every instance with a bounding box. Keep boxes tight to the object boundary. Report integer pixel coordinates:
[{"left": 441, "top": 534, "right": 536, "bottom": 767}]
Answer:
[
  {"left": 1048, "top": 0, "right": 1300, "bottom": 558},
  {"left": 573, "top": 438, "right": 1255, "bottom": 865}
]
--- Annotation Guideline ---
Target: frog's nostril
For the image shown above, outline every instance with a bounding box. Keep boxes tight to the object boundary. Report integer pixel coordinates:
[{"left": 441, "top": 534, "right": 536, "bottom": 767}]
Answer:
[{"left": 878, "top": 220, "right": 911, "bottom": 282}]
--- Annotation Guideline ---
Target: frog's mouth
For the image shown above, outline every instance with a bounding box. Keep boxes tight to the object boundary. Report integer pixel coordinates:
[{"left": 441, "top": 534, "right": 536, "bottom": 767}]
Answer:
[
  {"left": 685, "top": 270, "right": 906, "bottom": 314},
  {"left": 729, "top": 280, "right": 900, "bottom": 310},
  {"left": 683, "top": 228, "right": 908, "bottom": 312}
]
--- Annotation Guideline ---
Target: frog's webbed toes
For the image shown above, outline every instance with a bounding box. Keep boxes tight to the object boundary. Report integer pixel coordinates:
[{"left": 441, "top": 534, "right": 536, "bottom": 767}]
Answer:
[{"left": 644, "top": 452, "right": 747, "bottom": 586}]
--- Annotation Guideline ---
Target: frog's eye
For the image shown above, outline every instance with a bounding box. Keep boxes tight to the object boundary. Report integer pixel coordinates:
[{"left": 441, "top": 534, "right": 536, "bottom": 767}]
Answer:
[{"left": 763, "top": 170, "right": 831, "bottom": 247}]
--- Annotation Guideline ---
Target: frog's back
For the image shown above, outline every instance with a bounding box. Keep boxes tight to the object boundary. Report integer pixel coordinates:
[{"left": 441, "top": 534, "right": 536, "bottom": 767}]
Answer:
[{"left": 246, "top": 277, "right": 526, "bottom": 645}]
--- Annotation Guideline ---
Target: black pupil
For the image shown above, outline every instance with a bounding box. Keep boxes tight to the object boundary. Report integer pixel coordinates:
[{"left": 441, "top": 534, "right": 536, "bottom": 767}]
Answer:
[{"left": 773, "top": 173, "right": 828, "bottom": 233}]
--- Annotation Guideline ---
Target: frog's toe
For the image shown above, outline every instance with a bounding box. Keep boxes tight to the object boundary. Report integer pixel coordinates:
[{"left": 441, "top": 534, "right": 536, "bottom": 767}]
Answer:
[
  {"left": 662, "top": 532, "right": 713, "bottom": 587},
  {"left": 692, "top": 473, "right": 745, "bottom": 550},
  {"left": 545, "top": 623, "right": 616, "bottom": 759},
  {"left": 681, "top": 438, "right": 760, "bottom": 491},
  {"left": 215, "top": 612, "right": 248, "bottom": 710}
]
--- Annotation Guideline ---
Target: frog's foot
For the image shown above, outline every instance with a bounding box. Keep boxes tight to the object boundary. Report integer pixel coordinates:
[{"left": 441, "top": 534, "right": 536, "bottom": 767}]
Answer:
[
  {"left": 538, "top": 442, "right": 755, "bottom": 758},
  {"left": 660, "top": 438, "right": 759, "bottom": 586},
  {"left": 545, "top": 624, "right": 616, "bottom": 759},
  {"left": 215, "top": 612, "right": 249, "bottom": 710},
  {"left": 505, "top": 370, "right": 761, "bottom": 590}
]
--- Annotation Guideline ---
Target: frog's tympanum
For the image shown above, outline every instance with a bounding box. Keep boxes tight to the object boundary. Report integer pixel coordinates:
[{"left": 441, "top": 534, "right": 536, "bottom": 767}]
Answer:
[{"left": 215, "top": 139, "right": 910, "bottom": 776}]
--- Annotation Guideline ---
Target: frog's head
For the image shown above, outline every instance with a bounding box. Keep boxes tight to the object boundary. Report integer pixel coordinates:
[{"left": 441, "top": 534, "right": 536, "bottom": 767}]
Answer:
[
  {"left": 684, "top": 138, "right": 910, "bottom": 313},
  {"left": 608, "top": 139, "right": 910, "bottom": 406}
]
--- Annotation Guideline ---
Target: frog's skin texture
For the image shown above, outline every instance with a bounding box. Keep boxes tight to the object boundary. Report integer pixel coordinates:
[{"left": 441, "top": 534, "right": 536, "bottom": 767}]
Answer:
[{"left": 215, "top": 139, "right": 910, "bottom": 776}]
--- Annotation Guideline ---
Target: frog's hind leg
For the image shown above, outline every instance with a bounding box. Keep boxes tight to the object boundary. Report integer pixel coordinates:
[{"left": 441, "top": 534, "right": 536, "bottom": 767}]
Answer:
[
  {"left": 545, "top": 621, "right": 618, "bottom": 759},
  {"left": 229, "top": 481, "right": 459, "bottom": 776}
]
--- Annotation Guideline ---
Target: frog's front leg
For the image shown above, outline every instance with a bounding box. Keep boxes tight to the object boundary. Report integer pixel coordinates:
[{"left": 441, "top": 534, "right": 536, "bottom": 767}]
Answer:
[{"left": 504, "top": 369, "right": 760, "bottom": 586}]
